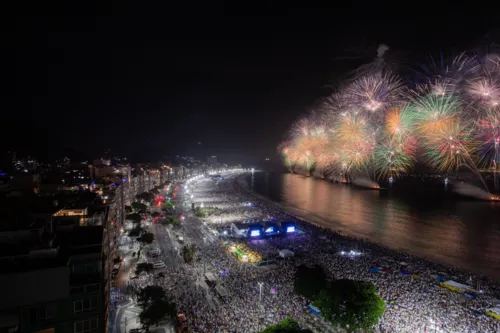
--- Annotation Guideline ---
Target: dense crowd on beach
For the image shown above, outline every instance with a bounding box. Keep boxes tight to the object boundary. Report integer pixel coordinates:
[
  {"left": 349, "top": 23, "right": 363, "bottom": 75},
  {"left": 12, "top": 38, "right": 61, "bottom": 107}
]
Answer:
[{"left": 127, "top": 171, "right": 500, "bottom": 333}]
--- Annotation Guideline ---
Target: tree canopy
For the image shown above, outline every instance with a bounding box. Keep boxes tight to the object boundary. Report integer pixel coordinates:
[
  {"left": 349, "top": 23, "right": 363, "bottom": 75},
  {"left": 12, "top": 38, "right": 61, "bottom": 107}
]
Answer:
[
  {"left": 128, "top": 227, "right": 142, "bottom": 237},
  {"left": 125, "top": 205, "right": 133, "bottom": 213},
  {"left": 135, "top": 263, "right": 154, "bottom": 276},
  {"left": 294, "top": 264, "right": 326, "bottom": 300},
  {"left": 138, "top": 286, "right": 176, "bottom": 331},
  {"left": 137, "top": 232, "right": 155, "bottom": 246},
  {"left": 162, "top": 200, "right": 174, "bottom": 210},
  {"left": 132, "top": 202, "right": 148, "bottom": 212},
  {"left": 138, "top": 285, "right": 167, "bottom": 307},
  {"left": 127, "top": 213, "right": 142, "bottom": 223},
  {"left": 313, "top": 279, "right": 385, "bottom": 332},
  {"left": 163, "top": 215, "right": 181, "bottom": 227},
  {"left": 136, "top": 192, "right": 155, "bottom": 203},
  {"left": 259, "top": 318, "right": 313, "bottom": 333},
  {"left": 139, "top": 299, "right": 176, "bottom": 331},
  {"left": 194, "top": 206, "right": 221, "bottom": 218},
  {"left": 181, "top": 244, "right": 196, "bottom": 263}
]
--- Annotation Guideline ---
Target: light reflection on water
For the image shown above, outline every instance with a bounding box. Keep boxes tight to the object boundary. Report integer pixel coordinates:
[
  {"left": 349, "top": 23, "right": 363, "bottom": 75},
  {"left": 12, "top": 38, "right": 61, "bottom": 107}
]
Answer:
[{"left": 250, "top": 172, "right": 500, "bottom": 279}]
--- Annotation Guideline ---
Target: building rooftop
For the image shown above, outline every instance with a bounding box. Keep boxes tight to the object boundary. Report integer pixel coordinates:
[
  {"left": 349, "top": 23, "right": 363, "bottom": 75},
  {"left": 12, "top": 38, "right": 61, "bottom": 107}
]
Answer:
[
  {"left": 56, "top": 226, "right": 103, "bottom": 249},
  {"left": 0, "top": 248, "right": 68, "bottom": 274}
]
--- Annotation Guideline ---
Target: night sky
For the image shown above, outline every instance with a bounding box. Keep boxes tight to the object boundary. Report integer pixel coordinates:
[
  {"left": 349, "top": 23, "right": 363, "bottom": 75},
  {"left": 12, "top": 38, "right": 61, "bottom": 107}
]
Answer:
[{"left": 9, "top": 2, "right": 499, "bottom": 165}]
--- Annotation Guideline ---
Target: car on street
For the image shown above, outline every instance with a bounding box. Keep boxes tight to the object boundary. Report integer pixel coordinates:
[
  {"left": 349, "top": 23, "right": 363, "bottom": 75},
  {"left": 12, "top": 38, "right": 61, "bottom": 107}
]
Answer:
[
  {"left": 148, "top": 248, "right": 161, "bottom": 256},
  {"left": 176, "top": 235, "right": 184, "bottom": 244},
  {"left": 153, "top": 261, "right": 166, "bottom": 269}
]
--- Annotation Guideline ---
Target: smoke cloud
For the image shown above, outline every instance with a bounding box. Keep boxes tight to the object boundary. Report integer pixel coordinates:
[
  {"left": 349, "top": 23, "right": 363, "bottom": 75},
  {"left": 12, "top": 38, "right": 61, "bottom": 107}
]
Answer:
[{"left": 377, "top": 44, "right": 389, "bottom": 58}]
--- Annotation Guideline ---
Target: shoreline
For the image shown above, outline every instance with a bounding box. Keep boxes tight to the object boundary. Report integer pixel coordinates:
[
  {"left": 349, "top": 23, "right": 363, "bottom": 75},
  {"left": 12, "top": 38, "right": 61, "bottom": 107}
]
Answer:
[
  {"left": 235, "top": 172, "right": 499, "bottom": 283},
  {"left": 187, "top": 171, "right": 500, "bottom": 332}
]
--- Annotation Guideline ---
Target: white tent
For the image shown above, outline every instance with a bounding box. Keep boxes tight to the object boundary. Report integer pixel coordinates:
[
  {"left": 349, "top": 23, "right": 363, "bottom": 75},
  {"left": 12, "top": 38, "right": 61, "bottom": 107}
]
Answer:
[
  {"left": 215, "top": 284, "right": 228, "bottom": 297},
  {"left": 279, "top": 249, "right": 294, "bottom": 258},
  {"left": 205, "top": 272, "right": 217, "bottom": 283},
  {"left": 441, "top": 280, "right": 476, "bottom": 293}
]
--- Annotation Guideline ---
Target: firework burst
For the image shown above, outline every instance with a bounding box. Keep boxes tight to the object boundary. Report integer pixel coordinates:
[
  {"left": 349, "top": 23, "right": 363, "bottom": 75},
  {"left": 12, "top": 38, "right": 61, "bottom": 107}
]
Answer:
[
  {"left": 374, "top": 105, "right": 417, "bottom": 178},
  {"left": 422, "top": 119, "right": 477, "bottom": 172},
  {"left": 345, "top": 73, "right": 405, "bottom": 116},
  {"left": 278, "top": 50, "right": 500, "bottom": 194},
  {"left": 413, "top": 95, "right": 461, "bottom": 137},
  {"left": 476, "top": 110, "right": 500, "bottom": 169}
]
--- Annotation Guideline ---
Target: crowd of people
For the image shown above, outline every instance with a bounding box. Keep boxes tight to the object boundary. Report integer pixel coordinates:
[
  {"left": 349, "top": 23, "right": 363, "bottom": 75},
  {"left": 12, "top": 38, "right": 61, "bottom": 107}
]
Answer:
[{"left": 127, "top": 172, "right": 500, "bottom": 333}]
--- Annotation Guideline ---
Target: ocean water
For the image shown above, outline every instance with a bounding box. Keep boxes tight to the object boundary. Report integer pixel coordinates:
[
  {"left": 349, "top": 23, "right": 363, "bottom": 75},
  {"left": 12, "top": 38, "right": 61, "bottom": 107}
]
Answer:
[{"left": 247, "top": 172, "right": 500, "bottom": 279}]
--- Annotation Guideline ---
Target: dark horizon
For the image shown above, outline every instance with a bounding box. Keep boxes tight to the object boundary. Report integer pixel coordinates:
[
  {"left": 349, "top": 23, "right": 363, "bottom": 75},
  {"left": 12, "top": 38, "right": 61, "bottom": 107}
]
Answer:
[{"left": 8, "top": 2, "right": 500, "bottom": 163}]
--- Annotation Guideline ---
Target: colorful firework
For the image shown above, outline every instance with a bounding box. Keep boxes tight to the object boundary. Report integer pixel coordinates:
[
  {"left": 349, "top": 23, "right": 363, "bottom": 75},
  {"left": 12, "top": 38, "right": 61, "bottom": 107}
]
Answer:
[
  {"left": 422, "top": 119, "right": 477, "bottom": 172},
  {"left": 278, "top": 51, "right": 500, "bottom": 195},
  {"left": 476, "top": 110, "right": 500, "bottom": 169},
  {"left": 277, "top": 142, "right": 297, "bottom": 173},
  {"left": 335, "top": 113, "right": 375, "bottom": 172},
  {"left": 413, "top": 95, "right": 461, "bottom": 137},
  {"left": 374, "top": 138, "right": 416, "bottom": 178},
  {"left": 374, "top": 106, "right": 417, "bottom": 178},
  {"left": 345, "top": 73, "right": 405, "bottom": 115}
]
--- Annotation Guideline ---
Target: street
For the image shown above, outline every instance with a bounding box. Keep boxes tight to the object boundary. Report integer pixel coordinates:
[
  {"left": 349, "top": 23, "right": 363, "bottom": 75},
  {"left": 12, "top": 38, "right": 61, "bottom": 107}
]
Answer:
[{"left": 113, "top": 179, "right": 215, "bottom": 333}]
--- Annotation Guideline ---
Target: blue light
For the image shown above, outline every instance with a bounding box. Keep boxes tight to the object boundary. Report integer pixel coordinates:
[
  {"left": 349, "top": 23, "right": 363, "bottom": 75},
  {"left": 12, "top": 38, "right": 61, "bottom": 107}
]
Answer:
[
  {"left": 286, "top": 226, "right": 295, "bottom": 233},
  {"left": 250, "top": 230, "right": 260, "bottom": 237},
  {"left": 265, "top": 227, "right": 274, "bottom": 233}
]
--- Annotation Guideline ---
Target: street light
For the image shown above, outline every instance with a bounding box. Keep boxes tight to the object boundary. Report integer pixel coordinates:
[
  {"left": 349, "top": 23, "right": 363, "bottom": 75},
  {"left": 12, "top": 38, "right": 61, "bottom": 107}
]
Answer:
[{"left": 258, "top": 282, "right": 263, "bottom": 303}]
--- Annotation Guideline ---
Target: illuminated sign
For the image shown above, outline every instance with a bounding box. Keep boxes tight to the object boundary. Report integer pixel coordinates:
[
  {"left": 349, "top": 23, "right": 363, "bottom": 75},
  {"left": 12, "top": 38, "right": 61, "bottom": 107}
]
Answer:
[
  {"left": 286, "top": 226, "right": 295, "bottom": 233},
  {"left": 265, "top": 227, "right": 274, "bottom": 233}
]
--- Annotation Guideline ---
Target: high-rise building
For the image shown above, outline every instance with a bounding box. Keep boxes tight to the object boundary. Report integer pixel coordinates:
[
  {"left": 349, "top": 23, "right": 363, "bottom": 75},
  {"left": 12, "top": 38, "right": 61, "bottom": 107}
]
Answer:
[
  {"left": 206, "top": 156, "right": 218, "bottom": 167},
  {"left": 0, "top": 177, "right": 130, "bottom": 333},
  {"left": 0, "top": 224, "right": 106, "bottom": 333}
]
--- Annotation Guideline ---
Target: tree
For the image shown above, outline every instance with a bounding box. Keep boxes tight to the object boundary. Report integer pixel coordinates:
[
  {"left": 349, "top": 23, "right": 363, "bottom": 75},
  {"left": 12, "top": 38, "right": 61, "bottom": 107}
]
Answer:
[
  {"left": 162, "top": 200, "right": 174, "bottom": 210},
  {"left": 132, "top": 202, "right": 148, "bottom": 212},
  {"left": 138, "top": 285, "right": 167, "bottom": 306},
  {"left": 137, "top": 232, "right": 155, "bottom": 247},
  {"left": 127, "top": 213, "right": 142, "bottom": 223},
  {"left": 137, "top": 285, "right": 177, "bottom": 332},
  {"left": 181, "top": 244, "right": 196, "bottom": 263},
  {"left": 195, "top": 206, "right": 220, "bottom": 217},
  {"left": 136, "top": 192, "right": 155, "bottom": 203},
  {"left": 164, "top": 216, "right": 181, "bottom": 227},
  {"left": 313, "top": 279, "right": 386, "bottom": 332},
  {"left": 139, "top": 299, "right": 176, "bottom": 331},
  {"left": 125, "top": 205, "right": 133, "bottom": 213},
  {"left": 194, "top": 207, "right": 207, "bottom": 218},
  {"left": 259, "top": 318, "right": 313, "bottom": 333},
  {"left": 135, "top": 263, "right": 154, "bottom": 276},
  {"left": 294, "top": 265, "right": 326, "bottom": 300},
  {"left": 128, "top": 226, "right": 142, "bottom": 237}
]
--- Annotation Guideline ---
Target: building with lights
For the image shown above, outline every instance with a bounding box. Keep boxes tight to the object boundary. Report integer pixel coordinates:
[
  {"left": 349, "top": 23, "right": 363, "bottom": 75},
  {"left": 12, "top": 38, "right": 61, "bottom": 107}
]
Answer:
[
  {"left": 206, "top": 156, "right": 218, "bottom": 167},
  {"left": 0, "top": 166, "right": 159, "bottom": 333}
]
